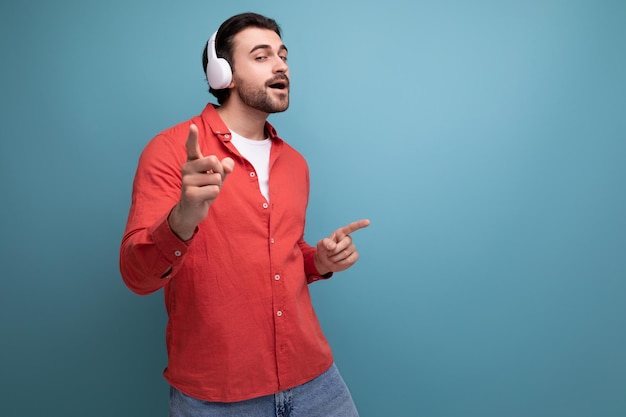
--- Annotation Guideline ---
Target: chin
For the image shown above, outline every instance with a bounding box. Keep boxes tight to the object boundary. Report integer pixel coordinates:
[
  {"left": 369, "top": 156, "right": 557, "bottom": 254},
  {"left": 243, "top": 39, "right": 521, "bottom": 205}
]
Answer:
[
  {"left": 270, "top": 97, "right": 289, "bottom": 113},
  {"left": 271, "top": 104, "right": 289, "bottom": 114}
]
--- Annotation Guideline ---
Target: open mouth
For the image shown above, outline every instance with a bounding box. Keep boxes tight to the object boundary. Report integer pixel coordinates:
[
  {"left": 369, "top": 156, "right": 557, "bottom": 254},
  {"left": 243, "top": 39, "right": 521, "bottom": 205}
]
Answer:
[{"left": 268, "top": 78, "right": 289, "bottom": 90}]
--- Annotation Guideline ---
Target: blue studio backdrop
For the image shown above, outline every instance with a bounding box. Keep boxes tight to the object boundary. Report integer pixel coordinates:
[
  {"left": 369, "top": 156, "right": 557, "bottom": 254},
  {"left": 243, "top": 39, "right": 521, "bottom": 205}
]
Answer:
[{"left": 1, "top": 1, "right": 625, "bottom": 416}]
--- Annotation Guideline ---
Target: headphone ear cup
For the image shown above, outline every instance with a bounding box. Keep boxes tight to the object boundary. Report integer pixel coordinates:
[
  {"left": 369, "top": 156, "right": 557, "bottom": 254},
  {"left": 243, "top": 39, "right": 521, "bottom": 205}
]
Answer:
[
  {"left": 207, "top": 57, "right": 232, "bottom": 90},
  {"left": 206, "top": 31, "right": 233, "bottom": 90}
]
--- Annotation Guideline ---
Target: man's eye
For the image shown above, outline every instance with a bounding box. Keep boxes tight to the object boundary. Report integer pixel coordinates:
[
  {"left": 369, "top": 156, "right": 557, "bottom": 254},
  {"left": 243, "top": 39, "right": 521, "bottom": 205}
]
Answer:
[
  {"left": 280, "top": 56, "right": 288, "bottom": 62},
  {"left": 256, "top": 56, "right": 267, "bottom": 61}
]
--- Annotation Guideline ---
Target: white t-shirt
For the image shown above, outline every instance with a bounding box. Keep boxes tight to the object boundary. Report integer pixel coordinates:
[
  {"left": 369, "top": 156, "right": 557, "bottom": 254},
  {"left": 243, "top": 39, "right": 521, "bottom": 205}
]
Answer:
[{"left": 230, "top": 131, "right": 272, "bottom": 201}]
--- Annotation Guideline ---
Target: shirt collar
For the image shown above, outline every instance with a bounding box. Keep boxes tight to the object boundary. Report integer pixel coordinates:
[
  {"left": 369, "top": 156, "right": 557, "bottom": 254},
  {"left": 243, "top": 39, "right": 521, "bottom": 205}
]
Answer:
[{"left": 200, "top": 103, "right": 281, "bottom": 143}]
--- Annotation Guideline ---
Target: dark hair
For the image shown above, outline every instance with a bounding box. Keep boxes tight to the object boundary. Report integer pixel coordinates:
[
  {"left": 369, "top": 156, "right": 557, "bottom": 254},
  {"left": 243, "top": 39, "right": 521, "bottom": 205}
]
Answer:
[{"left": 202, "top": 12, "right": 282, "bottom": 104}]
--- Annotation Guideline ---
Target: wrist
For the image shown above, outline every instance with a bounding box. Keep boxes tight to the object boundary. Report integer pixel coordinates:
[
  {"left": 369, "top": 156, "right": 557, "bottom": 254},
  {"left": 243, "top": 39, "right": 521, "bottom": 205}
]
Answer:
[
  {"left": 314, "top": 255, "right": 331, "bottom": 276},
  {"left": 168, "top": 204, "right": 196, "bottom": 241}
]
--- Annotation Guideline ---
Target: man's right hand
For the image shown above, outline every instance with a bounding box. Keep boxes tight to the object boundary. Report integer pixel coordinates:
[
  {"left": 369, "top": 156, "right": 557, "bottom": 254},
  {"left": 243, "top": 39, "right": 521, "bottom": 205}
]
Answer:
[{"left": 168, "top": 123, "right": 235, "bottom": 241}]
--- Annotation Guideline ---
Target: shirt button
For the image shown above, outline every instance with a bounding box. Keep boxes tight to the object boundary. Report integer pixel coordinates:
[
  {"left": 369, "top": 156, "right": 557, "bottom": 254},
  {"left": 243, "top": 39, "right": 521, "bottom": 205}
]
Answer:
[
  {"left": 263, "top": 203, "right": 269, "bottom": 209},
  {"left": 274, "top": 274, "right": 281, "bottom": 281},
  {"left": 276, "top": 310, "right": 283, "bottom": 317},
  {"left": 224, "top": 133, "right": 230, "bottom": 139},
  {"left": 270, "top": 238, "right": 275, "bottom": 244},
  {"left": 174, "top": 250, "right": 182, "bottom": 257},
  {"left": 250, "top": 172, "right": 256, "bottom": 177}
]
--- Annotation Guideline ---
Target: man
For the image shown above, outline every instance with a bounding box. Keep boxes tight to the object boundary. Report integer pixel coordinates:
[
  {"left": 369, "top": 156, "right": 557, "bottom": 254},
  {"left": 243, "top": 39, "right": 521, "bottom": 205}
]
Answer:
[{"left": 120, "top": 12, "right": 369, "bottom": 416}]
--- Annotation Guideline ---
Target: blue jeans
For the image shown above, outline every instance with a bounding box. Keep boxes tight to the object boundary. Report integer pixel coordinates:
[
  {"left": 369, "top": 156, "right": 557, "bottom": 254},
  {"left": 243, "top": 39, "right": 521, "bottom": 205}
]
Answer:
[{"left": 169, "top": 363, "right": 359, "bottom": 417}]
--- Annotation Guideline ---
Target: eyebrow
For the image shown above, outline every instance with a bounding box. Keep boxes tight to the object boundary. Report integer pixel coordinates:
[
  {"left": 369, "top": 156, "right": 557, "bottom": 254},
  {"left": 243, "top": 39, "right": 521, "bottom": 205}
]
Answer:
[{"left": 249, "top": 44, "right": 288, "bottom": 54}]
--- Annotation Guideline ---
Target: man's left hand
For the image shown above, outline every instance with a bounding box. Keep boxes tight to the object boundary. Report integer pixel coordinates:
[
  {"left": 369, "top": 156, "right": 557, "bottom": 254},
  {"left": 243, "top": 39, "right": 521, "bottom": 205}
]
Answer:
[{"left": 314, "top": 219, "right": 370, "bottom": 276}]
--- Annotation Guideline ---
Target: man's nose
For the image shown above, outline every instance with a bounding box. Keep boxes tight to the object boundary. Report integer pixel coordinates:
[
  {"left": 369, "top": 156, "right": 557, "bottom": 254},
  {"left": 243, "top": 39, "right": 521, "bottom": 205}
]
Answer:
[{"left": 273, "top": 56, "right": 288, "bottom": 73}]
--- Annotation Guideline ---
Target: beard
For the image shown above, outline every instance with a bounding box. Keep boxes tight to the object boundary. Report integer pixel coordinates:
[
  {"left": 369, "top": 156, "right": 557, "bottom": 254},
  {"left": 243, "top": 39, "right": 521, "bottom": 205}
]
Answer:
[{"left": 234, "top": 74, "right": 290, "bottom": 114}]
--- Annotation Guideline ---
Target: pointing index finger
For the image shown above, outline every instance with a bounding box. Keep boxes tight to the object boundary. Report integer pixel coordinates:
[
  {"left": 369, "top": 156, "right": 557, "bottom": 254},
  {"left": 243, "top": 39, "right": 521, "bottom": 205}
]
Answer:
[
  {"left": 335, "top": 219, "right": 371, "bottom": 240},
  {"left": 185, "top": 124, "right": 202, "bottom": 161}
]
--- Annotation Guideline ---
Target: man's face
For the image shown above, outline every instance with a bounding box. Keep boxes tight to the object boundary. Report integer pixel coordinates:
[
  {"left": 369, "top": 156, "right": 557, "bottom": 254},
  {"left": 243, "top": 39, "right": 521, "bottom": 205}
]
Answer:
[{"left": 229, "top": 27, "right": 290, "bottom": 113}]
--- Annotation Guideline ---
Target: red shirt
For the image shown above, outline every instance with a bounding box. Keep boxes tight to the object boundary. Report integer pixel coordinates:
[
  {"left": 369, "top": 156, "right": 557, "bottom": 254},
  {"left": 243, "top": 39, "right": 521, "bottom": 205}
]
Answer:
[{"left": 120, "top": 104, "right": 333, "bottom": 402}]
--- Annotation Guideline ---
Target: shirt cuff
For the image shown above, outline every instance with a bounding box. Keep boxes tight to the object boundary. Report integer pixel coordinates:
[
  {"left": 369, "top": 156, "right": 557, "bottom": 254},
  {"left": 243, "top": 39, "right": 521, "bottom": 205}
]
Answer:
[
  {"left": 304, "top": 252, "right": 333, "bottom": 283},
  {"left": 149, "top": 214, "right": 193, "bottom": 279}
]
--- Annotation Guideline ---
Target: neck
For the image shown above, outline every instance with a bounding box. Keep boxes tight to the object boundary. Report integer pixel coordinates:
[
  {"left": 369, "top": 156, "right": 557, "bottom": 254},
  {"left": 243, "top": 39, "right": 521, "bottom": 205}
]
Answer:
[{"left": 217, "top": 99, "right": 269, "bottom": 140}]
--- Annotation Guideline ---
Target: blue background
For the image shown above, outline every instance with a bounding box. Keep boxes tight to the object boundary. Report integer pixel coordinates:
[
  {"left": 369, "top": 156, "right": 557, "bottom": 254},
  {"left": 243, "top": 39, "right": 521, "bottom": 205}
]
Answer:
[{"left": 1, "top": 1, "right": 625, "bottom": 416}]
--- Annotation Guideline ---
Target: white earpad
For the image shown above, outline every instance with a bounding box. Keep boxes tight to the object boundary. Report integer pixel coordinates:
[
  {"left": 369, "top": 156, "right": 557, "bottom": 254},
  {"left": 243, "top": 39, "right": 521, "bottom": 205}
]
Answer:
[{"left": 206, "top": 31, "right": 232, "bottom": 89}]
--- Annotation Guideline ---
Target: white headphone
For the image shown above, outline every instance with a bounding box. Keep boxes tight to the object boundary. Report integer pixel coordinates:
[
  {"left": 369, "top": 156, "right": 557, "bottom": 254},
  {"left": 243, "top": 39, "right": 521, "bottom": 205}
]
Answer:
[{"left": 205, "top": 31, "right": 232, "bottom": 89}]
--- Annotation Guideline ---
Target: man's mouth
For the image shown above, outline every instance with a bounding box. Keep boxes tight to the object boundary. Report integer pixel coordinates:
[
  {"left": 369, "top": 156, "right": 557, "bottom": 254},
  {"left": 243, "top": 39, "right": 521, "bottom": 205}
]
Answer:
[{"left": 268, "top": 77, "right": 289, "bottom": 90}]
